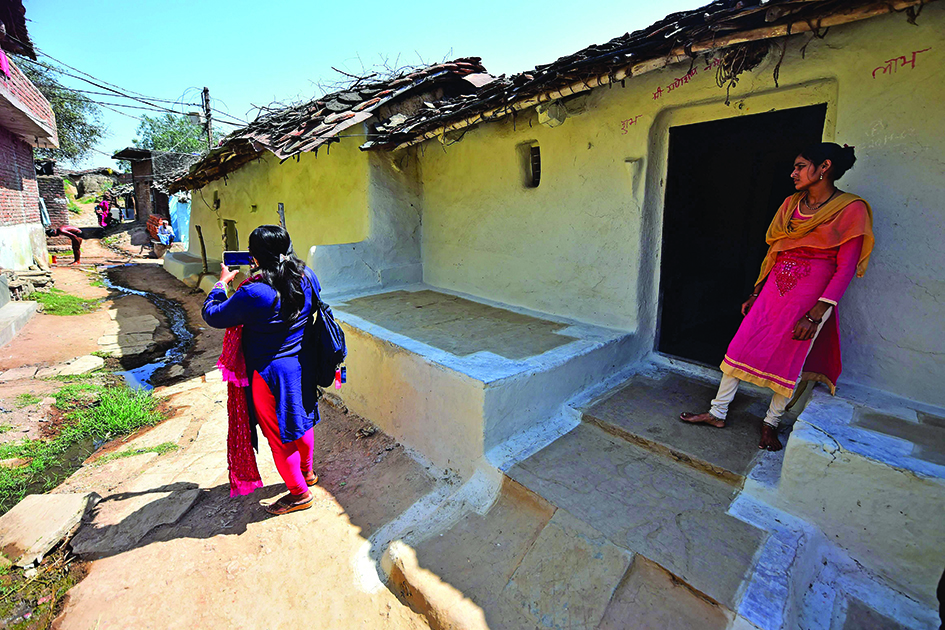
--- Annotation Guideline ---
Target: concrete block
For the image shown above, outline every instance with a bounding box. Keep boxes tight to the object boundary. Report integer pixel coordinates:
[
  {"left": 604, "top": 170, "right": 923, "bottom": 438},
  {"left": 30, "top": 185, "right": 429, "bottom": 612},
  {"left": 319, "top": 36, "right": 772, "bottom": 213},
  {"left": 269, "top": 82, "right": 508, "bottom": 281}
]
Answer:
[
  {"left": 163, "top": 251, "right": 209, "bottom": 282},
  {"left": 0, "top": 493, "right": 100, "bottom": 566}
]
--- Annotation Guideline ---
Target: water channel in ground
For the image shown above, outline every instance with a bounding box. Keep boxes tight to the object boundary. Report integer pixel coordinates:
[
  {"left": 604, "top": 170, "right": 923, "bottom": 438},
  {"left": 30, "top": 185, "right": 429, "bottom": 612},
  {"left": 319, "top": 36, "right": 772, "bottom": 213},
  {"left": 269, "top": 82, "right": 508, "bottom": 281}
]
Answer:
[{"left": 102, "top": 267, "right": 194, "bottom": 390}]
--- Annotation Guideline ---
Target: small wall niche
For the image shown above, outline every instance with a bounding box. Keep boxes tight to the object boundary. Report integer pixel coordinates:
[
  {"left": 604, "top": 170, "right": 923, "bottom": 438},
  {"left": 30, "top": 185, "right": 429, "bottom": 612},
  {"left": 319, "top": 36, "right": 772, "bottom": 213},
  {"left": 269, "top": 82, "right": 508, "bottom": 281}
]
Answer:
[
  {"left": 517, "top": 140, "right": 541, "bottom": 188},
  {"left": 222, "top": 219, "right": 239, "bottom": 251}
]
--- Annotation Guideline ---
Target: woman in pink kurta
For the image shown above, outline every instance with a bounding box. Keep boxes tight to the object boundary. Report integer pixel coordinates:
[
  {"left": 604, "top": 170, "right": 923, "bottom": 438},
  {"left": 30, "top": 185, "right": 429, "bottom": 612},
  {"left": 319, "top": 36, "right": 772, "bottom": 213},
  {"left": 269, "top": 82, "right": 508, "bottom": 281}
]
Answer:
[{"left": 681, "top": 143, "right": 874, "bottom": 451}]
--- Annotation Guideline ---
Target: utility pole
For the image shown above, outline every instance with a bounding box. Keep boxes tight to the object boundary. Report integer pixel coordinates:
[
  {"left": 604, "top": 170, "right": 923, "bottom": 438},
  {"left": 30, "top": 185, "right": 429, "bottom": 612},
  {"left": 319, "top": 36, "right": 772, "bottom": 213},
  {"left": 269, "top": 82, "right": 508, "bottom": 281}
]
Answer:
[{"left": 201, "top": 87, "right": 212, "bottom": 151}]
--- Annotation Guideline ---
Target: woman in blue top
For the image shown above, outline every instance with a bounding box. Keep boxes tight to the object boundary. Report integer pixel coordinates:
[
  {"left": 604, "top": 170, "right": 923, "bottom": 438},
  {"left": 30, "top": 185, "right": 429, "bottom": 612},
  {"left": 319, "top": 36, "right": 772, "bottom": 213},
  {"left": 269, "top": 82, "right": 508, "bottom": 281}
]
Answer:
[{"left": 202, "top": 225, "right": 321, "bottom": 515}]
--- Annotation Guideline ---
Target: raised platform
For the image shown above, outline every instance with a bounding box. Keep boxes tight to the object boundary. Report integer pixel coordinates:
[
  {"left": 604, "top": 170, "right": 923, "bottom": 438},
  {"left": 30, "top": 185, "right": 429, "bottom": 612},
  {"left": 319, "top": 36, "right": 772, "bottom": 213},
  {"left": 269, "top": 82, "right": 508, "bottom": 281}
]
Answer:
[
  {"left": 331, "top": 285, "right": 640, "bottom": 477},
  {"left": 0, "top": 301, "right": 38, "bottom": 349},
  {"left": 163, "top": 251, "right": 215, "bottom": 282}
]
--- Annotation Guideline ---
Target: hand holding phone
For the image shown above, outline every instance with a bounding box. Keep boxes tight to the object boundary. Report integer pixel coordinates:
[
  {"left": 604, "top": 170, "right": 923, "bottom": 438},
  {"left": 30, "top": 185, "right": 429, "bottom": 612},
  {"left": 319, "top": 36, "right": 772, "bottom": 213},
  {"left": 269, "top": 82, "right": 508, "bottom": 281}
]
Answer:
[
  {"left": 218, "top": 263, "right": 239, "bottom": 286},
  {"left": 223, "top": 251, "right": 255, "bottom": 267}
]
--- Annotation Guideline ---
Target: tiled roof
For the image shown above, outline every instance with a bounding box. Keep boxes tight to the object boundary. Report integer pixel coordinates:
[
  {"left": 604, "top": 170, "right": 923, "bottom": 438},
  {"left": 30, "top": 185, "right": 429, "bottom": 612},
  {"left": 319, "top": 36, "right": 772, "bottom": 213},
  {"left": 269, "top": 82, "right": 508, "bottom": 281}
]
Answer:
[
  {"left": 172, "top": 0, "right": 926, "bottom": 191},
  {"left": 171, "top": 58, "right": 488, "bottom": 191},
  {"left": 364, "top": 0, "right": 928, "bottom": 150}
]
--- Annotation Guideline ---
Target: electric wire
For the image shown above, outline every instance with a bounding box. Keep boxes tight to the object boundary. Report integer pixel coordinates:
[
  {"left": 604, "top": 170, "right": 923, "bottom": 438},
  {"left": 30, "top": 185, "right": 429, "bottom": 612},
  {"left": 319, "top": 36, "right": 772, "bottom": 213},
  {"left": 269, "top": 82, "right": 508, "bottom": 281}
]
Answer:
[{"left": 15, "top": 54, "right": 247, "bottom": 126}]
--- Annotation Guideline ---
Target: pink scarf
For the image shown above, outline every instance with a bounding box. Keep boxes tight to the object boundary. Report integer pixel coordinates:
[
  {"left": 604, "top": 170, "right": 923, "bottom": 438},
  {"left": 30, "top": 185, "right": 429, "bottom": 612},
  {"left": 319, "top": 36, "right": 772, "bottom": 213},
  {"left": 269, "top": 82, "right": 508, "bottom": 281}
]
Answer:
[{"left": 217, "top": 278, "right": 264, "bottom": 497}]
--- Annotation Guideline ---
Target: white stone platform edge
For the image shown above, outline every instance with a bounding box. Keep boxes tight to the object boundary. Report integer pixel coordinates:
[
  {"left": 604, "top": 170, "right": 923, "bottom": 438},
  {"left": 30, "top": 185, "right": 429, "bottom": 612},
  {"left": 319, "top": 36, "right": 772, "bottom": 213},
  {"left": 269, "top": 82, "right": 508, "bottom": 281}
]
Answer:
[
  {"left": 729, "top": 494, "right": 939, "bottom": 630},
  {"left": 0, "top": 300, "right": 38, "bottom": 349}
]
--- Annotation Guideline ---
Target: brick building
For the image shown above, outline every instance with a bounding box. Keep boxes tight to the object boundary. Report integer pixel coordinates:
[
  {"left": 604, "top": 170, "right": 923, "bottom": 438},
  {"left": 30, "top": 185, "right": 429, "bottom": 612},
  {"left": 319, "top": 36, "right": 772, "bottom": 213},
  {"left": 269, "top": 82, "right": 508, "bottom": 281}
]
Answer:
[
  {"left": 37, "top": 173, "right": 69, "bottom": 227},
  {"left": 0, "top": 2, "right": 59, "bottom": 270}
]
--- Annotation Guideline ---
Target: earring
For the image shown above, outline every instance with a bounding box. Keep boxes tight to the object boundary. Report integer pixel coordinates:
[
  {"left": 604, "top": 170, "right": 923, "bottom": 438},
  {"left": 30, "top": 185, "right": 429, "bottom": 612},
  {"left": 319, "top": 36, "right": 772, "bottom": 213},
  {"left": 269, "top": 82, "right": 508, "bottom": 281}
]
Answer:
[{"left": 819, "top": 173, "right": 824, "bottom": 181}]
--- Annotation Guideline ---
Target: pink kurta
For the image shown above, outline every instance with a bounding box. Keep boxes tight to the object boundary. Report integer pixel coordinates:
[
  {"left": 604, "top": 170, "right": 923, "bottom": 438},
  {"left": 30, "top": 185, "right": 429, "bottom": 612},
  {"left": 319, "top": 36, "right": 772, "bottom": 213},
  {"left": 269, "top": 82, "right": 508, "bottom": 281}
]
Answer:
[{"left": 720, "top": 201, "right": 866, "bottom": 398}]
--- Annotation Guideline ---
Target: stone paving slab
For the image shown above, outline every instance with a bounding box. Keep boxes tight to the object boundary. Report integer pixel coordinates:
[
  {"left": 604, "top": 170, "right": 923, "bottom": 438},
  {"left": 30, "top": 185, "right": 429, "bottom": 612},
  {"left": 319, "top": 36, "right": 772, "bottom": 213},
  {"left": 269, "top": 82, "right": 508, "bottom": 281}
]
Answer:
[
  {"left": 503, "top": 508, "right": 633, "bottom": 629},
  {"left": 0, "top": 366, "right": 38, "bottom": 382},
  {"left": 409, "top": 478, "right": 555, "bottom": 607},
  {"left": 0, "top": 493, "right": 99, "bottom": 566},
  {"left": 508, "top": 423, "right": 767, "bottom": 609},
  {"left": 583, "top": 371, "right": 770, "bottom": 482},
  {"left": 598, "top": 555, "right": 731, "bottom": 630},
  {"left": 59, "top": 355, "right": 104, "bottom": 376}
]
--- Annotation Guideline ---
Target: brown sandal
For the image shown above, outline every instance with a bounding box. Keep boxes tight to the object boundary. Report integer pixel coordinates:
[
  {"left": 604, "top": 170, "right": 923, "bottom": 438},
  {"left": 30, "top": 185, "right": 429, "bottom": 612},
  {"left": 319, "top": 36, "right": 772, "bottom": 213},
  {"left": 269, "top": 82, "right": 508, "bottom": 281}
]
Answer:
[
  {"left": 265, "top": 493, "right": 313, "bottom": 516},
  {"left": 303, "top": 471, "right": 318, "bottom": 486}
]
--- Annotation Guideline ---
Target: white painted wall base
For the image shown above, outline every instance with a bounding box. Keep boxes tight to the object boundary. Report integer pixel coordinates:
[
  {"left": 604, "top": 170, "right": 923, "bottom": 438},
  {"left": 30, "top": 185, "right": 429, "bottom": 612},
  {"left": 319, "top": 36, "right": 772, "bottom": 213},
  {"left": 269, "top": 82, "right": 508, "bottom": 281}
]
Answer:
[
  {"left": 744, "top": 390, "right": 945, "bottom": 608},
  {"left": 0, "top": 223, "right": 48, "bottom": 270}
]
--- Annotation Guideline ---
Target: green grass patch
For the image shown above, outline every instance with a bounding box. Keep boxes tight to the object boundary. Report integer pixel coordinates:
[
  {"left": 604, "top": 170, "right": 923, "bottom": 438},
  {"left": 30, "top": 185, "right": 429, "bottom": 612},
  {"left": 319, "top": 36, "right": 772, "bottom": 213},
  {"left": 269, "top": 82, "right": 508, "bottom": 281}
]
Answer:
[
  {"left": 67, "top": 197, "right": 82, "bottom": 214},
  {"left": 0, "top": 382, "right": 165, "bottom": 514},
  {"left": 0, "top": 425, "right": 14, "bottom": 434},
  {"left": 88, "top": 271, "right": 105, "bottom": 288},
  {"left": 101, "top": 234, "right": 120, "bottom": 248},
  {"left": 27, "top": 288, "right": 99, "bottom": 316},
  {"left": 13, "top": 393, "right": 40, "bottom": 408},
  {"left": 95, "top": 441, "right": 178, "bottom": 465}
]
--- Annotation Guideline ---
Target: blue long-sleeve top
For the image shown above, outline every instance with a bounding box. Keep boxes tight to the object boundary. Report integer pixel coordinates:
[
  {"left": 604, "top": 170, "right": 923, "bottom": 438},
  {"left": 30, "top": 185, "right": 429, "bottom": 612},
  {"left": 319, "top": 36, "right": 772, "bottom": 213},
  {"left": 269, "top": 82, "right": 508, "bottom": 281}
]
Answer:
[{"left": 202, "top": 267, "right": 322, "bottom": 442}]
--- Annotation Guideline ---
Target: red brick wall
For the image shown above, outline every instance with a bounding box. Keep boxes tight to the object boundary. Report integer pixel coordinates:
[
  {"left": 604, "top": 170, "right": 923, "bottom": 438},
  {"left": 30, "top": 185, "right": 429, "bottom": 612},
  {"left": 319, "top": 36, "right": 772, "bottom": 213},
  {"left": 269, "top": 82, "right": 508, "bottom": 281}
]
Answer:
[
  {"left": 38, "top": 175, "right": 69, "bottom": 227},
  {"left": 0, "top": 57, "right": 57, "bottom": 132},
  {"left": 0, "top": 126, "right": 40, "bottom": 228}
]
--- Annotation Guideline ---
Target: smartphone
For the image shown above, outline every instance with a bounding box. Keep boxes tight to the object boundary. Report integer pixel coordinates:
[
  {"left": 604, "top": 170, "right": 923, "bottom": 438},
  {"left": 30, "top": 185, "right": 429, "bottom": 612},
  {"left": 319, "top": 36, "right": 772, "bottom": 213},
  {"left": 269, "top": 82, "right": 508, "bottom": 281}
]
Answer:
[{"left": 223, "top": 250, "right": 255, "bottom": 267}]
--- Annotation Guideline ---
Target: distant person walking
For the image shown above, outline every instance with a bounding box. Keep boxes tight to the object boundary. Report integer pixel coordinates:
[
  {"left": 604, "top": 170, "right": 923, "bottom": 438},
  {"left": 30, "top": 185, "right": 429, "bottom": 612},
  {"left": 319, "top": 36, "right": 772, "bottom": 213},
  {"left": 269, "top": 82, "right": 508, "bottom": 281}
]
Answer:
[
  {"left": 202, "top": 225, "right": 322, "bottom": 515},
  {"left": 680, "top": 143, "right": 874, "bottom": 451},
  {"left": 45, "top": 226, "right": 83, "bottom": 265}
]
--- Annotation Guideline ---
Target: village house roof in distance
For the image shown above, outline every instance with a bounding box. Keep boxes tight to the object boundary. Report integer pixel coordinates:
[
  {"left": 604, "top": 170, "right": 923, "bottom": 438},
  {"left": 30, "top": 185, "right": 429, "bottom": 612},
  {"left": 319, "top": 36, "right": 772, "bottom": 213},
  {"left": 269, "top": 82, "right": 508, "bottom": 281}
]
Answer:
[
  {"left": 170, "top": 58, "right": 489, "bottom": 192},
  {"left": 363, "top": 0, "right": 932, "bottom": 150}
]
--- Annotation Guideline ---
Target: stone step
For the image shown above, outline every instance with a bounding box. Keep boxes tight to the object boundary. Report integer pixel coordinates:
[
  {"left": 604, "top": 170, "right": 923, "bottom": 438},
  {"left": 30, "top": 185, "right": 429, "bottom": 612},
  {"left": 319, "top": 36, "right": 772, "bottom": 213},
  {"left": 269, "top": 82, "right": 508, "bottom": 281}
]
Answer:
[
  {"left": 581, "top": 370, "right": 777, "bottom": 486},
  {"left": 507, "top": 422, "right": 768, "bottom": 611},
  {"left": 386, "top": 475, "right": 739, "bottom": 629}
]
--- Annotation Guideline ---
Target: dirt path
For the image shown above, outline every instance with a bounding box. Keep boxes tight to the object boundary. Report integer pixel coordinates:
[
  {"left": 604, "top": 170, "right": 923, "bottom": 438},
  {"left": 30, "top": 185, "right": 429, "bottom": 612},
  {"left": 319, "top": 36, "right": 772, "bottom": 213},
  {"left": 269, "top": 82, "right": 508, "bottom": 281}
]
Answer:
[{"left": 1, "top": 259, "right": 432, "bottom": 628}]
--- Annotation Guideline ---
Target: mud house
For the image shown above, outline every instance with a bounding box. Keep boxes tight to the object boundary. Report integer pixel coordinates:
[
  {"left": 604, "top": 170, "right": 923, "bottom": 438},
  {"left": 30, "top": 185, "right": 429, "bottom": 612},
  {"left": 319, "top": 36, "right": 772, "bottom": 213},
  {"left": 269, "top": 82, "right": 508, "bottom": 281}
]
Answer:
[
  {"left": 170, "top": 1, "right": 944, "bottom": 624},
  {"left": 0, "top": 0, "right": 58, "bottom": 271}
]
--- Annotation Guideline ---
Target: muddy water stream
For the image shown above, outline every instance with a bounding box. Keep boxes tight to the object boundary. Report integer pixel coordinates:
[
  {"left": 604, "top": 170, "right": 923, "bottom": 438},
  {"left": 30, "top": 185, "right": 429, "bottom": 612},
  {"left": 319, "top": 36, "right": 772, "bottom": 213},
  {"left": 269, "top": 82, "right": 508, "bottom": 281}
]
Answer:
[{"left": 102, "top": 271, "right": 194, "bottom": 390}]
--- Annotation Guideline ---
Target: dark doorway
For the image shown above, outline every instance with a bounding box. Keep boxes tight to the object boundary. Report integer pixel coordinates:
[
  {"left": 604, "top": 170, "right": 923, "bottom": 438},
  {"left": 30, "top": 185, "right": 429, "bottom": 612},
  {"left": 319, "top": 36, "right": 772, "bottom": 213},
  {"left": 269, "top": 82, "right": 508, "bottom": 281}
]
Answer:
[{"left": 657, "top": 104, "right": 827, "bottom": 366}]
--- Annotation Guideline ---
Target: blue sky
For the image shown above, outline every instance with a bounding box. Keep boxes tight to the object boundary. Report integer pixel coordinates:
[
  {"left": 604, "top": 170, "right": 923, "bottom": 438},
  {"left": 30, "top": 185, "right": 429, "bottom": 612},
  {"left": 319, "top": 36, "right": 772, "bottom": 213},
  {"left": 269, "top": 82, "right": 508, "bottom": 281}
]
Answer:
[{"left": 24, "top": 0, "right": 705, "bottom": 168}]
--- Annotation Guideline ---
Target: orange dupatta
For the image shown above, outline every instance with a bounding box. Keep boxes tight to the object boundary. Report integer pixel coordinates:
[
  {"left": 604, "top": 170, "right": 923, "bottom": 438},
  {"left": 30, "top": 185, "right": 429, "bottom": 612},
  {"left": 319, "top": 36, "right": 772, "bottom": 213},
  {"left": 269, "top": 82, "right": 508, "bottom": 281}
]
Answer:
[{"left": 756, "top": 192, "right": 875, "bottom": 286}]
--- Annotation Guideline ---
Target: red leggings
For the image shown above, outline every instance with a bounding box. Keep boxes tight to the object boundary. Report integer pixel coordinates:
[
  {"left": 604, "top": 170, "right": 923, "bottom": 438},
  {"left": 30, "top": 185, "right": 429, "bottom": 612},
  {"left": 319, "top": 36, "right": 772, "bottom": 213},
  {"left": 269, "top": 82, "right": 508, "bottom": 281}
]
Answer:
[{"left": 251, "top": 372, "right": 314, "bottom": 495}]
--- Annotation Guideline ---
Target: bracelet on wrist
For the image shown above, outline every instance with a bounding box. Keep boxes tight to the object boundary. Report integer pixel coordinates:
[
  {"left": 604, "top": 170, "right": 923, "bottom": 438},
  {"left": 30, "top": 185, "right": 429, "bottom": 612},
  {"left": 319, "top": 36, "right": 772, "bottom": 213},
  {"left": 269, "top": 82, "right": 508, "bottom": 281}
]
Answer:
[{"left": 804, "top": 313, "right": 822, "bottom": 324}]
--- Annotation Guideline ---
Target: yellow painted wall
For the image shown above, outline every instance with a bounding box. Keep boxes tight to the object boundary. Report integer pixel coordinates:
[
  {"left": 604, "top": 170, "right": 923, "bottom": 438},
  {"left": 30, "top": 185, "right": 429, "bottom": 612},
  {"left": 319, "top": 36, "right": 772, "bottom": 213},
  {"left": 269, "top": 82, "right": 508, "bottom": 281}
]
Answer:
[
  {"left": 418, "top": 5, "right": 945, "bottom": 405},
  {"left": 420, "top": 97, "right": 646, "bottom": 331},
  {"left": 186, "top": 134, "right": 370, "bottom": 262}
]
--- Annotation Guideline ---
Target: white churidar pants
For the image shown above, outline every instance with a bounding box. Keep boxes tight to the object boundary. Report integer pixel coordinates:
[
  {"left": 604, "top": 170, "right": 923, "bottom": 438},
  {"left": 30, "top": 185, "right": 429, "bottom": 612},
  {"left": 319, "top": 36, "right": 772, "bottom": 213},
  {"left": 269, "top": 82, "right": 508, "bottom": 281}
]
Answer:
[{"left": 708, "top": 306, "right": 832, "bottom": 427}]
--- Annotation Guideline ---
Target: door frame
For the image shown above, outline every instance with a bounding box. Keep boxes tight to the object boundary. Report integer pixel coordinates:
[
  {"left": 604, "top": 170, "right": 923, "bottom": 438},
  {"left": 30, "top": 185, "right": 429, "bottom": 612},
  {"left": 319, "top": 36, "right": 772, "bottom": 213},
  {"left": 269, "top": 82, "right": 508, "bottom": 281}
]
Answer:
[{"left": 638, "top": 79, "right": 840, "bottom": 364}]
